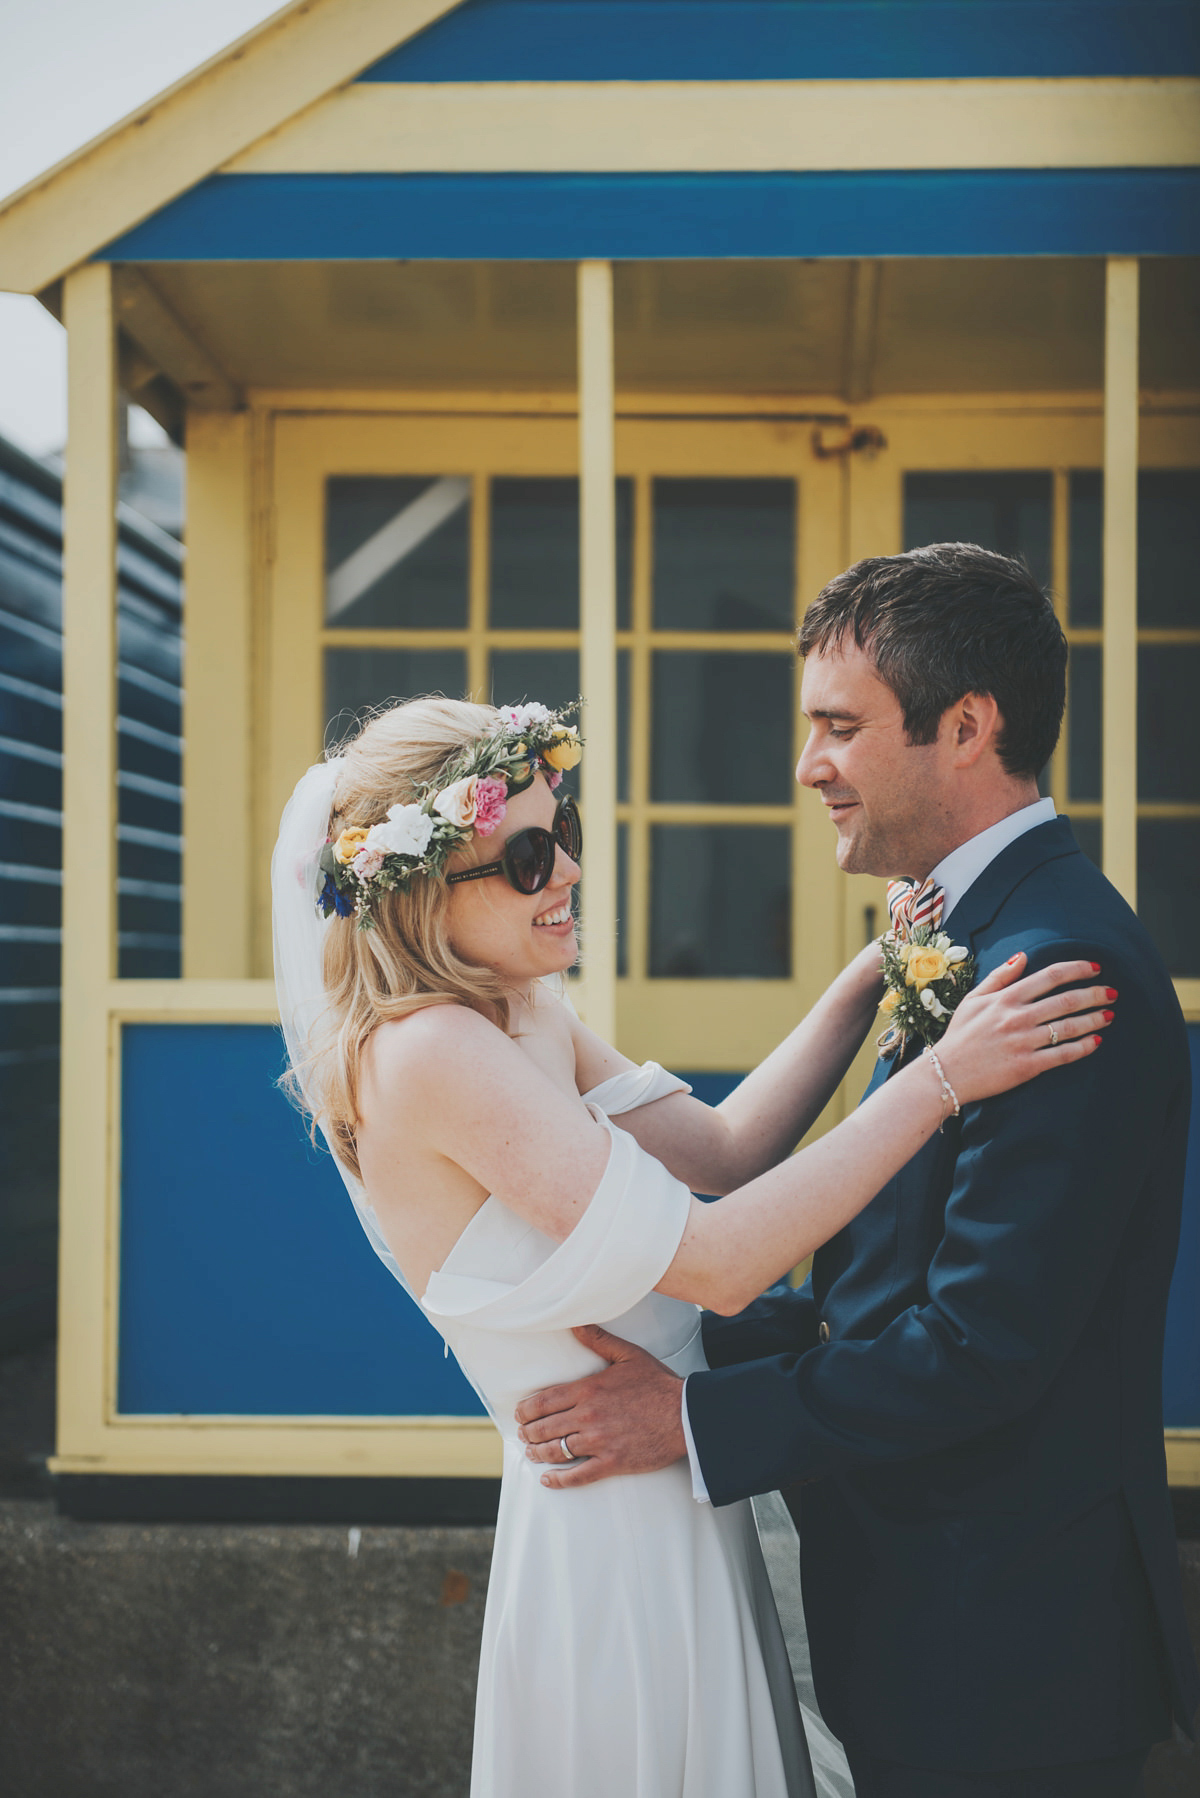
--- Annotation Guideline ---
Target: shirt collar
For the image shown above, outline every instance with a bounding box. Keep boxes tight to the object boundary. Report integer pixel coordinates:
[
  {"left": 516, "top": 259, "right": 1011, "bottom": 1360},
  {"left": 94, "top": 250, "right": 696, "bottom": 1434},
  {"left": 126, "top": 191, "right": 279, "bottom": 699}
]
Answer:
[{"left": 931, "top": 797, "right": 1057, "bottom": 926}]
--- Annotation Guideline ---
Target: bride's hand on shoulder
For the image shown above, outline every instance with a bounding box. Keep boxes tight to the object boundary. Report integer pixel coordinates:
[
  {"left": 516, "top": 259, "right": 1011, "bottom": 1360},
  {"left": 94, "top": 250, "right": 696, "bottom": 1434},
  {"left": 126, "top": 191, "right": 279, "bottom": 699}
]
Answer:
[{"left": 933, "top": 953, "right": 1114, "bottom": 1106}]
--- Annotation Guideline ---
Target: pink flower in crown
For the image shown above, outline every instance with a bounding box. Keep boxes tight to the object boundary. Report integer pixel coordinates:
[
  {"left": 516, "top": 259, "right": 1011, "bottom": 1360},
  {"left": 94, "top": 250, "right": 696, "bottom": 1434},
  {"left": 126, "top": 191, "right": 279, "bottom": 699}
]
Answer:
[
  {"left": 351, "top": 846, "right": 386, "bottom": 880},
  {"left": 546, "top": 769, "right": 563, "bottom": 791},
  {"left": 472, "top": 776, "right": 508, "bottom": 837}
]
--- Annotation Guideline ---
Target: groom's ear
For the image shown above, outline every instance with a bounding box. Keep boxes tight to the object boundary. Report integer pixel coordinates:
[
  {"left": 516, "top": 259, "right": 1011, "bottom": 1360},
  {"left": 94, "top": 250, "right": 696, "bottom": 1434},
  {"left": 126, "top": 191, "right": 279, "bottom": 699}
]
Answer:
[{"left": 946, "top": 690, "right": 1002, "bottom": 768}]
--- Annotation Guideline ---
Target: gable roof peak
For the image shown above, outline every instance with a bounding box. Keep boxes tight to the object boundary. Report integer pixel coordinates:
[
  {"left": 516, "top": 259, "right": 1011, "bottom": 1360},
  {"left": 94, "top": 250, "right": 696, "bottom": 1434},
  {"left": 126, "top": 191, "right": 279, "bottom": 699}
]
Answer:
[{"left": 0, "top": 0, "right": 465, "bottom": 295}]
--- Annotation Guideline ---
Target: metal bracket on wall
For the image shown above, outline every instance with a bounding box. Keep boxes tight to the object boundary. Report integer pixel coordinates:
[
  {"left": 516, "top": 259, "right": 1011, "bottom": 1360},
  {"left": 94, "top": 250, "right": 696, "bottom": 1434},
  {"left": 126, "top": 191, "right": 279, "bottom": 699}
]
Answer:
[{"left": 811, "top": 425, "right": 888, "bottom": 461}]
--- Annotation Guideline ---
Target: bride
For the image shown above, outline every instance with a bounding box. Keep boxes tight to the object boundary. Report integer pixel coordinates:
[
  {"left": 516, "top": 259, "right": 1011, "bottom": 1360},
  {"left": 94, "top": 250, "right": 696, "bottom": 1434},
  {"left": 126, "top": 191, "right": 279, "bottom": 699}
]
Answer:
[{"left": 273, "top": 696, "right": 1112, "bottom": 1798}]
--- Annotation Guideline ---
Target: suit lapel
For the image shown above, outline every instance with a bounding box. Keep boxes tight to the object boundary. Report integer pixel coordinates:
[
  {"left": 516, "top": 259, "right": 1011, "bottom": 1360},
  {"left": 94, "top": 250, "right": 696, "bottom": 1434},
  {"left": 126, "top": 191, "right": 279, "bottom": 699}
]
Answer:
[
  {"left": 942, "top": 815, "right": 1080, "bottom": 951},
  {"left": 859, "top": 817, "right": 1081, "bottom": 1104}
]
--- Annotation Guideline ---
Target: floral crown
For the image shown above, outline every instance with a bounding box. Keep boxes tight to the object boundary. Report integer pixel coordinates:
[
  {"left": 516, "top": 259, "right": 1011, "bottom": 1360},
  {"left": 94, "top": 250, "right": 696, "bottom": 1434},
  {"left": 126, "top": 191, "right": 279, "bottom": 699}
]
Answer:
[{"left": 318, "top": 701, "right": 583, "bottom": 925}]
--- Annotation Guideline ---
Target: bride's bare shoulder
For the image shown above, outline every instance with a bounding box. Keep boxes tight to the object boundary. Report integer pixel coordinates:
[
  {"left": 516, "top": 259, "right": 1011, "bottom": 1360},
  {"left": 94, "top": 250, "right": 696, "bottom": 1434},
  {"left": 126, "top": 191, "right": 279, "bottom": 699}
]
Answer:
[{"left": 362, "top": 1003, "right": 511, "bottom": 1101}]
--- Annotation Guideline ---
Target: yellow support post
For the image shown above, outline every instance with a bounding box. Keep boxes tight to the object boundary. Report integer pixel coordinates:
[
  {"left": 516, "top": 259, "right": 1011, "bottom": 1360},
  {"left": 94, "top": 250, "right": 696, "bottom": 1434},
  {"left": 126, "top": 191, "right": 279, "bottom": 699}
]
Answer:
[
  {"left": 57, "top": 264, "right": 118, "bottom": 1459},
  {"left": 184, "top": 411, "right": 254, "bottom": 977},
  {"left": 1102, "top": 258, "right": 1139, "bottom": 909},
  {"left": 577, "top": 261, "right": 618, "bottom": 1045}
]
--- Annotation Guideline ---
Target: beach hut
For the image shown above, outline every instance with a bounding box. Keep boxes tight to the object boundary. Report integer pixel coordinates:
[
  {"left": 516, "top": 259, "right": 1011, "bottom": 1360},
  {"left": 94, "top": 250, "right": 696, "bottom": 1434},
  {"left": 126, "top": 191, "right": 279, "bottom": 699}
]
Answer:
[{"left": 0, "top": 0, "right": 1196, "bottom": 1513}]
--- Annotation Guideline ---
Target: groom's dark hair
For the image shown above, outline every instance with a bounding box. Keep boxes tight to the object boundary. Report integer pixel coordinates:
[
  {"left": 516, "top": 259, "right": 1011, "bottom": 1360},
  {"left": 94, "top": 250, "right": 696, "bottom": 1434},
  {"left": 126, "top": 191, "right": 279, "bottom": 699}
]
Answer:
[{"left": 797, "top": 542, "right": 1067, "bottom": 779}]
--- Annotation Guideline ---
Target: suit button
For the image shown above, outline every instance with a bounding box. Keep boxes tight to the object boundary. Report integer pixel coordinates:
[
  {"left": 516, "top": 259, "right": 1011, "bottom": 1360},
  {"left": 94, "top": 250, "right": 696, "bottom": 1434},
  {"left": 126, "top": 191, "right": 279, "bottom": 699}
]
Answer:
[{"left": 818, "top": 1321, "right": 830, "bottom": 1344}]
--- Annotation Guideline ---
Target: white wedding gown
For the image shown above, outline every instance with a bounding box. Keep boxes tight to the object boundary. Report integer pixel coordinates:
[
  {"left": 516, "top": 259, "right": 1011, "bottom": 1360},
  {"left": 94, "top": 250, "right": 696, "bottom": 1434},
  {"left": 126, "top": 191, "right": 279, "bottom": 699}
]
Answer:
[{"left": 411, "top": 1061, "right": 817, "bottom": 1798}]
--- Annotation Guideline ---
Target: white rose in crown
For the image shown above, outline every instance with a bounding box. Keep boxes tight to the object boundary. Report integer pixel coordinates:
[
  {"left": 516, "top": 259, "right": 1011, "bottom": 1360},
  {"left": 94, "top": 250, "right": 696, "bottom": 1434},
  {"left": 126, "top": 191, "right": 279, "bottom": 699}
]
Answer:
[
  {"left": 432, "top": 774, "right": 479, "bottom": 830},
  {"left": 496, "top": 702, "right": 552, "bottom": 732},
  {"left": 365, "top": 803, "right": 435, "bottom": 861}
]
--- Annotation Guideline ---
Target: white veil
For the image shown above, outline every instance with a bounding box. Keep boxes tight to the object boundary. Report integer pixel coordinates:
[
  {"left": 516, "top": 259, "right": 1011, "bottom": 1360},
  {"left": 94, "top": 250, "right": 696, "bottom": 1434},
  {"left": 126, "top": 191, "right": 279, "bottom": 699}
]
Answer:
[{"left": 270, "top": 758, "right": 416, "bottom": 1302}]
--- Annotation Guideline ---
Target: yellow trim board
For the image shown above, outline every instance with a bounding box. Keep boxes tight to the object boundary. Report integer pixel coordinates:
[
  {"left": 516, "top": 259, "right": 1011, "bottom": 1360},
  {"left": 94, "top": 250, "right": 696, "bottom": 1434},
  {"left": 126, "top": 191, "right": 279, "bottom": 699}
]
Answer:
[
  {"left": 48, "top": 1429, "right": 1194, "bottom": 1486},
  {"left": 0, "top": 0, "right": 466, "bottom": 294},
  {"left": 50, "top": 1417, "right": 502, "bottom": 1480},
  {"left": 107, "top": 979, "right": 279, "bottom": 1018},
  {"left": 226, "top": 78, "right": 1200, "bottom": 176},
  {"left": 577, "top": 261, "right": 619, "bottom": 1045},
  {"left": 1166, "top": 1434, "right": 1200, "bottom": 1489},
  {"left": 245, "top": 388, "right": 1200, "bottom": 422},
  {"left": 57, "top": 265, "right": 120, "bottom": 1477}
]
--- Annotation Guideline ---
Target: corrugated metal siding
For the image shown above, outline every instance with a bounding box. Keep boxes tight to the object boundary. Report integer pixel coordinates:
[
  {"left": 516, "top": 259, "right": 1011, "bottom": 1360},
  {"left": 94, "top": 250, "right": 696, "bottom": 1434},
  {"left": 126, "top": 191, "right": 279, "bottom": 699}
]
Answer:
[{"left": 0, "top": 434, "right": 183, "bottom": 1350}]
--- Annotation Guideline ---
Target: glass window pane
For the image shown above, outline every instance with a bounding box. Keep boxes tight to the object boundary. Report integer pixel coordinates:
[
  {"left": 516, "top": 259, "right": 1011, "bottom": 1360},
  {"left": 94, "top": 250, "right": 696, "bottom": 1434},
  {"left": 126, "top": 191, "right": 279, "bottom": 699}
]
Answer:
[
  {"left": 1067, "top": 645, "right": 1101, "bottom": 803},
  {"left": 616, "top": 821, "right": 628, "bottom": 979},
  {"left": 1138, "top": 470, "right": 1200, "bottom": 629},
  {"left": 325, "top": 477, "right": 469, "bottom": 628},
  {"left": 617, "top": 648, "right": 631, "bottom": 805},
  {"left": 1068, "top": 470, "right": 1102, "bottom": 628},
  {"left": 1070, "top": 469, "right": 1200, "bottom": 629},
  {"left": 650, "top": 826, "right": 790, "bottom": 978},
  {"left": 1139, "top": 645, "right": 1200, "bottom": 803},
  {"left": 1138, "top": 820, "right": 1200, "bottom": 979},
  {"left": 489, "top": 478, "right": 632, "bottom": 630},
  {"left": 489, "top": 648, "right": 579, "bottom": 718},
  {"left": 653, "top": 479, "right": 795, "bottom": 632},
  {"left": 324, "top": 649, "right": 467, "bottom": 750},
  {"left": 904, "top": 472, "right": 1052, "bottom": 589},
  {"left": 651, "top": 652, "right": 793, "bottom": 805},
  {"left": 490, "top": 649, "right": 629, "bottom": 804}
]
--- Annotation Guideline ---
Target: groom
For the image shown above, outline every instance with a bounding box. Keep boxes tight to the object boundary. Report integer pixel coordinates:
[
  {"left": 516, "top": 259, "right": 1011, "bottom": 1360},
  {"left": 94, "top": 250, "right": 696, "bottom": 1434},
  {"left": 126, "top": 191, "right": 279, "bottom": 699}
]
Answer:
[{"left": 517, "top": 544, "right": 1199, "bottom": 1795}]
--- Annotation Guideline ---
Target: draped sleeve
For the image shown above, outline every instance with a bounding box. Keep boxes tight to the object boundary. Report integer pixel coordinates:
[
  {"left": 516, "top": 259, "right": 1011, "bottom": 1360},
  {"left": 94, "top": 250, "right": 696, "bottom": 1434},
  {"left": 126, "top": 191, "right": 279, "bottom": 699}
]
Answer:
[
  {"left": 581, "top": 1058, "right": 691, "bottom": 1115},
  {"left": 421, "top": 1100, "right": 694, "bottom": 1335}
]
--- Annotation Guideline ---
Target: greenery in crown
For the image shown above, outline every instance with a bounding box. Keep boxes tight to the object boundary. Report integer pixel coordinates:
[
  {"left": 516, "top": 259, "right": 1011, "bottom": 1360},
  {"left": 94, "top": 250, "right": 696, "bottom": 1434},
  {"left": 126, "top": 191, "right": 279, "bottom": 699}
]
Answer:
[
  {"left": 318, "top": 701, "right": 582, "bottom": 928},
  {"left": 876, "top": 925, "right": 977, "bottom": 1059}
]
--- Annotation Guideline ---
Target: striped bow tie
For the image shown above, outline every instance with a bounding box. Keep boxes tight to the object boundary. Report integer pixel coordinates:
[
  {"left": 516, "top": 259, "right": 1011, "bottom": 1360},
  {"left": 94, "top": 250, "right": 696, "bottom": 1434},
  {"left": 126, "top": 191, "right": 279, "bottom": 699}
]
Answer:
[{"left": 886, "top": 876, "right": 945, "bottom": 941}]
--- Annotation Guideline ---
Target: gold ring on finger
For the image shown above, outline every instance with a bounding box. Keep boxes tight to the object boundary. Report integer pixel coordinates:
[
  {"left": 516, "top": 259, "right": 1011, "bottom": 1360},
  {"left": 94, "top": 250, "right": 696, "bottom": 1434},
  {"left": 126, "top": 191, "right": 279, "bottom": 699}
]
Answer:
[{"left": 1047, "top": 1022, "right": 1059, "bottom": 1046}]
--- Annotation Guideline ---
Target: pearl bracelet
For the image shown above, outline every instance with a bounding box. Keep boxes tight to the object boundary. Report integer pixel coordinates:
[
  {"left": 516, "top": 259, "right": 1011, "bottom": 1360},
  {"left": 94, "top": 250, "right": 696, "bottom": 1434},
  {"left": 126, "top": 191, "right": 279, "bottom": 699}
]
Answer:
[{"left": 924, "top": 1046, "right": 961, "bottom": 1129}]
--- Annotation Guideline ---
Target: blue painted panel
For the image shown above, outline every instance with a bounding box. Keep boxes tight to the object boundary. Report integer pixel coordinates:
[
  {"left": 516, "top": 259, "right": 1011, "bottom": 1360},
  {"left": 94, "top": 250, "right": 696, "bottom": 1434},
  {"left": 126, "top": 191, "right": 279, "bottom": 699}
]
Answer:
[
  {"left": 95, "top": 169, "right": 1200, "bottom": 263},
  {"left": 361, "top": 1, "right": 1199, "bottom": 81},
  {"left": 680, "top": 1070, "right": 742, "bottom": 1109},
  {"left": 117, "top": 1023, "right": 484, "bottom": 1416},
  {"left": 1163, "top": 1024, "right": 1200, "bottom": 1429}
]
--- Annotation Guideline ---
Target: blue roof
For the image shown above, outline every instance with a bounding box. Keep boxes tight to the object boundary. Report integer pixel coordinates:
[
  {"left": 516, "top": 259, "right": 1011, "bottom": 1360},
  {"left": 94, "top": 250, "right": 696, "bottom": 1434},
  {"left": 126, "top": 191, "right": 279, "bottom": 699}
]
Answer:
[
  {"left": 97, "top": 169, "right": 1200, "bottom": 262},
  {"left": 361, "top": 0, "right": 1200, "bottom": 82}
]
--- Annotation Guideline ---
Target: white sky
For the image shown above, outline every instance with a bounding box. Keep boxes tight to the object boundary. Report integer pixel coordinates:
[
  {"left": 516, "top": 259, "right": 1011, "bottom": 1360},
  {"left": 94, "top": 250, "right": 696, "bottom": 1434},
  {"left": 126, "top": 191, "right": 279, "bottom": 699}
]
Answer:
[{"left": 0, "top": 0, "right": 284, "bottom": 456}]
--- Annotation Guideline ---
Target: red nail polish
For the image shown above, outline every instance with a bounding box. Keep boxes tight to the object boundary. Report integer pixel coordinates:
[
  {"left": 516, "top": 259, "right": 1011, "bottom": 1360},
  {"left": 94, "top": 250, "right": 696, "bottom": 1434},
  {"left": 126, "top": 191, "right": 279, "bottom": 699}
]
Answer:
[
  {"left": 1093, "top": 1035, "right": 1103, "bottom": 1046},
  {"left": 1090, "top": 963, "right": 1101, "bottom": 973},
  {"left": 1102, "top": 1010, "right": 1114, "bottom": 1023},
  {"left": 1007, "top": 954, "right": 1021, "bottom": 965},
  {"left": 1106, "top": 988, "right": 1118, "bottom": 1000}
]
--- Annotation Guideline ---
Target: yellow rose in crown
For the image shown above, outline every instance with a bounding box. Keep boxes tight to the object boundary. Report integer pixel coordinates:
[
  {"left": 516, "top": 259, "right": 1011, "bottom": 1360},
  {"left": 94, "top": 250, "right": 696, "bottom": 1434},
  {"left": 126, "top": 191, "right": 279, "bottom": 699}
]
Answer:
[
  {"left": 543, "top": 727, "right": 583, "bottom": 772},
  {"left": 878, "top": 988, "right": 902, "bottom": 1015},
  {"left": 906, "top": 946, "right": 950, "bottom": 989},
  {"left": 333, "top": 826, "right": 370, "bottom": 864}
]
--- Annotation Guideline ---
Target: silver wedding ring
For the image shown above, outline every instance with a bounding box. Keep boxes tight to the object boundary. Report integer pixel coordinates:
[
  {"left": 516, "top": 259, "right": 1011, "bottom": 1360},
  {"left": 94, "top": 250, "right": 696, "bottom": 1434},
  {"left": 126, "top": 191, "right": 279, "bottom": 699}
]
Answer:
[
  {"left": 560, "top": 1436, "right": 577, "bottom": 1463},
  {"left": 1047, "top": 1022, "right": 1059, "bottom": 1046}
]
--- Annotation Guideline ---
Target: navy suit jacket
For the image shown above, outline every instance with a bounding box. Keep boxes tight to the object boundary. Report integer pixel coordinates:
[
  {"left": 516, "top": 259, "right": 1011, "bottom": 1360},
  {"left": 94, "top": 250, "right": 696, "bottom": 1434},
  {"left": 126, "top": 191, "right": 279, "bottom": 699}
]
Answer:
[{"left": 688, "top": 818, "right": 1199, "bottom": 1769}]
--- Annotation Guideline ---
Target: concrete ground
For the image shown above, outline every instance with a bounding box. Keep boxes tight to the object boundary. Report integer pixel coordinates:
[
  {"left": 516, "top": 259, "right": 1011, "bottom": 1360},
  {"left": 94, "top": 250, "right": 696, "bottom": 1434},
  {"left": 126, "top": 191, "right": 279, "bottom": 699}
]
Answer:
[{"left": 1, "top": 1346, "right": 1197, "bottom": 1797}]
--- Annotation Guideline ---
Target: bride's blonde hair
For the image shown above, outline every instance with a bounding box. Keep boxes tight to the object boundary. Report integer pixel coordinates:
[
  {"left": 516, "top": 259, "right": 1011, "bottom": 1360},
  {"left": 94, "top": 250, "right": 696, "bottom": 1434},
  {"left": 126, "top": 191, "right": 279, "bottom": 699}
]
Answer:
[{"left": 303, "top": 696, "right": 513, "bottom": 1178}]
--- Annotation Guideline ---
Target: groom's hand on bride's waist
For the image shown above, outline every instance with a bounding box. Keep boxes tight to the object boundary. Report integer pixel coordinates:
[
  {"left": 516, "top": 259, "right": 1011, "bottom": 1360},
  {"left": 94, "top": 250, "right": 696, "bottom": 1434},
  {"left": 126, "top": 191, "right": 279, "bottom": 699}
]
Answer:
[{"left": 515, "top": 1325, "right": 686, "bottom": 1489}]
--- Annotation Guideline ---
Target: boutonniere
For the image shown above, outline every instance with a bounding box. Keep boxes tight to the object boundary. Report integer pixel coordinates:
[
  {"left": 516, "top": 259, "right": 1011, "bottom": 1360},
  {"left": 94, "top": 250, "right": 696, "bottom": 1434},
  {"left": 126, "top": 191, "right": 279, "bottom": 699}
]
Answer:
[{"left": 877, "top": 927, "right": 976, "bottom": 1060}]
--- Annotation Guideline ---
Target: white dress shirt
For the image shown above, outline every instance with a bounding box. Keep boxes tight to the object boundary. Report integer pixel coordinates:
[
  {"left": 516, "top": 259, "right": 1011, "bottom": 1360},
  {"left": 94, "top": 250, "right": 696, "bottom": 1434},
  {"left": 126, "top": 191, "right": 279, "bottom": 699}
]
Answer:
[{"left": 681, "top": 796, "right": 1057, "bottom": 1502}]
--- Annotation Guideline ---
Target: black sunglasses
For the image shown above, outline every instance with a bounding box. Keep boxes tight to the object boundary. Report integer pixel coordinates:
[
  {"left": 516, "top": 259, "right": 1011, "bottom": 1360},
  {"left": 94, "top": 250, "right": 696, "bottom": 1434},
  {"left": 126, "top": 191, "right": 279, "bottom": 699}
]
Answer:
[{"left": 445, "top": 794, "right": 583, "bottom": 896}]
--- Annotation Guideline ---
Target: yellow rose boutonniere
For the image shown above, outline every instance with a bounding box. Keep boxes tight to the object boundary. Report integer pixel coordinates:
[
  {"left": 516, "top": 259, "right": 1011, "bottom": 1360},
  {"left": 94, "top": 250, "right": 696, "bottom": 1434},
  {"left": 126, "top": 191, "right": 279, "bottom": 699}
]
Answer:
[
  {"left": 906, "top": 945, "right": 950, "bottom": 988},
  {"left": 877, "top": 926, "right": 975, "bottom": 1059}
]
